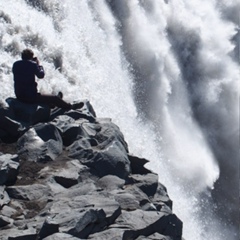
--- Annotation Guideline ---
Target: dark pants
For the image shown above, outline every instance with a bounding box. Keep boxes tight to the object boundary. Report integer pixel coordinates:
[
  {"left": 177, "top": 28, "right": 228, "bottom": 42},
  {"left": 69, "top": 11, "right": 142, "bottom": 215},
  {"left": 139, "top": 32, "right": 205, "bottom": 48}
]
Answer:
[{"left": 17, "top": 93, "right": 72, "bottom": 109}]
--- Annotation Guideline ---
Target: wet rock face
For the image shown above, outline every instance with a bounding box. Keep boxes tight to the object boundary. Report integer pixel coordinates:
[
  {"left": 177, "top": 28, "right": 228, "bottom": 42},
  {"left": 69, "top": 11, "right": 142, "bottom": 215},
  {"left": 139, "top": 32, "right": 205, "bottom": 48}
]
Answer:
[{"left": 0, "top": 99, "right": 183, "bottom": 240}]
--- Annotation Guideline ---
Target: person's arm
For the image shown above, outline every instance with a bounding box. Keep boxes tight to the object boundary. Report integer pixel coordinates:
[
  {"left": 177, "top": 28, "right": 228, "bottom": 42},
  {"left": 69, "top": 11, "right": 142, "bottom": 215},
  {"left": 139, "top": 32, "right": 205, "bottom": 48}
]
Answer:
[{"left": 33, "top": 57, "right": 45, "bottom": 79}]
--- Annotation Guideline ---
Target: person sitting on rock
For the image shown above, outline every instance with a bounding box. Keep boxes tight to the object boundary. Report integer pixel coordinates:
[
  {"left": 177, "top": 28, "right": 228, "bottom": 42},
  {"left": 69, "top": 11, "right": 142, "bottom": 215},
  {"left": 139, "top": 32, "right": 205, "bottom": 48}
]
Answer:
[{"left": 12, "top": 48, "right": 82, "bottom": 110}]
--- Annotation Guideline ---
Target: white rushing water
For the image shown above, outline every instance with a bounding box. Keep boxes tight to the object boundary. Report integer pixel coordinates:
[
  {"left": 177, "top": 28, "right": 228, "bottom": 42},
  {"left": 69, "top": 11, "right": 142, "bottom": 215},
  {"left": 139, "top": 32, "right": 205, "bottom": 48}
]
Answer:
[{"left": 0, "top": 0, "right": 239, "bottom": 239}]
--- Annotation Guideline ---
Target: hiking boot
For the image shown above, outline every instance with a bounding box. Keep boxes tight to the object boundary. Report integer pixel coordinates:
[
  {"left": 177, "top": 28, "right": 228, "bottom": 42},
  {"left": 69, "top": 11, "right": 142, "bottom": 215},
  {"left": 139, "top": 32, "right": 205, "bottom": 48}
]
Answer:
[
  {"left": 71, "top": 102, "right": 84, "bottom": 110},
  {"left": 57, "top": 91, "right": 63, "bottom": 99}
]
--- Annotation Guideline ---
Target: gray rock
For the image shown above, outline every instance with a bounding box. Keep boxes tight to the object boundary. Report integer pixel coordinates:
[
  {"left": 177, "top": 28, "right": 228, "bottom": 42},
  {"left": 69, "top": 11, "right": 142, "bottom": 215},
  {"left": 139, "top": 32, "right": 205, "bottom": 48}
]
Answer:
[
  {"left": 49, "top": 193, "right": 121, "bottom": 225},
  {"left": 112, "top": 190, "right": 140, "bottom": 211},
  {"left": 43, "top": 232, "right": 81, "bottom": 240},
  {"left": 68, "top": 120, "right": 129, "bottom": 153},
  {"left": 1, "top": 205, "right": 18, "bottom": 218},
  {"left": 0, "top": 99, "right": 183, "bottom": 240},
  {"left": 112, "top": 209, "right": 182, "bottom": 239},
  {"left": 51, "top": 115, "right": 75, "bottom": 131},
  {"left": 68, "top": 139, "right": 130, "bottom": 179},
  {"left": 52, "top": 208, "right": 106, "bottom": 238},
  {"left": 136, "top": 233, "right": 172, "bottom": 240},
  {"left": 53, "top": 175, "right": 77, "bottom": 189},
  {"left": 0, "top": 155, "right": 19, "bottom": 185},
  {"left": 6, "top": 97, "right": 50, "bottom": 125},
  {"left": 49, "top": 100, "right": 95, "bottom": 122},
  {"left": 88, "top": 228, "right": 125, "bottom": 239},
  {"left": 53, "top": 160, "right": 83, "bottom": 188},
  {"left": 39, "top": 217, "right": 59, "bottom": 239},
  {"left": 128, "top": 173, "right": 159, "bottom": 197},
  {"left": 3, "top": 227, "right": 37, "bottom": 240},
  {"left": 82, "top": 99, "right": 96, "bottom": 117},
  {"left": 6, "top": 184, "right": 51, "bottom": 201},
  {"left": 51, "top": 115, "right": 87, "bottom": 146},
  {"left": 89, "top": 229, "right": 172, "bottom": 240},
  {"left": 40, "top": 192, "right": 121, "bottom": 238},
  {"left": 17, "top": 123, "right": 63, "bottom": 162},
  {"left": 151, "top": 183, "right": 173, "bottom": 210},
  {"left": 122, "top": 184, "right": 151, "bottom": 207},
  {"left": 0, "top": 214, "right": 12, "bottom": 227},
  {"left": 141, "top": 202, "right": 157, "bottom": 211},
  {"left": 128, "top": 155, "right": 152, "bottom": 174},
  {"left": 66, "top": 110, "right": 96, "bottom": 123},
  {"left": 7, "top": 200, "right": 24, "bottom": 218},
  {"left": 0, "top": 153, "right": 19, "bottom": 164},
  {"left": 0, "top": 186, "right": 10, "bottom": 208},
  {"left": 0, "top": 107, "right": 23, "bottom": 142},
  {"left": 80, "top": 121, "right": 102, "bottom": 137},
  {"left": 58, "top": 180, "right": 97, "bottom": 199},
  {"left": 97, "top": 175, "right": 125, "bottom": 191}
]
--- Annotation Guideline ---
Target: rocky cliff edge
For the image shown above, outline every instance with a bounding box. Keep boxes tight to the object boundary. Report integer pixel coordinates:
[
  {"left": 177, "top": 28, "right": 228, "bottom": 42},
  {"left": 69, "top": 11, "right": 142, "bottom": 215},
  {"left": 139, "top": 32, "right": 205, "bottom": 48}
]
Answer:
[{"left": 0, "top": 98, "right": 183, "bottom": 240}]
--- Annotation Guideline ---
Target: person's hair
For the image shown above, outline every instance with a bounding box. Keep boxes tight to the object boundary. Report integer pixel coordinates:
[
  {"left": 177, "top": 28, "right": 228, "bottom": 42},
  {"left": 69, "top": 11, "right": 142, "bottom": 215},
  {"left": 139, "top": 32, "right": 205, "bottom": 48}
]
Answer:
[{"left": 21, "top": 49, "right": 34, "bottom": 60}]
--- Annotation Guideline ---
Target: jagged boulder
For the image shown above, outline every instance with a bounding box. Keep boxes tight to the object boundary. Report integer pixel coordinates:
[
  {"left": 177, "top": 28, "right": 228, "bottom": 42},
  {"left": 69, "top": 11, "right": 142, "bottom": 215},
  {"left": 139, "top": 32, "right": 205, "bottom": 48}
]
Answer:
[
  {"left": 6, "top": 97, "right": 50, "bottom": 125},
  {"left": 0, "top": 107, "right": 23, "bottom": 143},
  {"left": 128, "top": 155, "right": 152, "bottom": 175},
  {"left": 0, "top": 215, "right": 13, "bottom": 228},
  {"left": 6, "top": 183, "right": 52, "bottom": 201},
  {"left": 49, "top": 99, "right": 96, "bottom": 122},
  {"left": 43, "top": 232, "right": 83, "bottom": 240},
  {"left": 67, "top": 120, "right": 130, "bottom": 179},
  {"left": 53, "top": 160, "right": 84, "bottom": 188},
  {"left": 88, "top": 228, "right": 125, "bottom": 239},
  {"left": 136, "top": 233, "right": 172, "bottom": 240},
  {"left": 0, "top": 153, "right": 19, "bottom": 185},
  {"left": 112, "top": 209, "right": 182, "bottom": 239},
  {"left": 39, "top": 193, "right": 121, "bottom": 239},
  {"left": 151, "top": 183, "right": 173, "bottom": 210},
  {"left": 17, "top": 123, "right": 63, "bottom": 162},
  {"left": 2, "top": 228, "right": 38, "bottom": 240},
  {"left": 0, "top": 186, "right": 10, "bottom": 208},
  {"left": 39, "top": 218, "right": 59, "bottom": 239},
  {"left": 97, "top": 175, "right": 125, "bottom": 191},
  {"left": 51, "top": 115, "right": 88, "bottom": 146}
]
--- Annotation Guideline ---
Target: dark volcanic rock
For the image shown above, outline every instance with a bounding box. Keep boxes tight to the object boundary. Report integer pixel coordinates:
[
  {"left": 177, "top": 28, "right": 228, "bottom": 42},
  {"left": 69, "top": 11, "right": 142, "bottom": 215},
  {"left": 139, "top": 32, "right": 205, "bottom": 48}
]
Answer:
[
  {"left": 0, "top": 107, "right": 23, "bottom": 143},
  {"left": 39, "top": 218, "right": 59, "bottom": 239},
  {"left": 6, "top": 184, "right": 51, "bottom": 201},
  {"left": 128, "top": 155, "right": 152, "bottom": 174},
  {"left": 151, "top": 183, "right": 173, "bottom": 210},
  {"left": 6, "top": 97, "right": 50, "bottom": 125},
  {"left": 51, "top": 160, "right": 84, "bottom": 188},
  {"left": 0, "top": 214, "right": 12, "bottom": 227},
  {"left": 97, "top": 175, "right": 125, "bottom": 191},
  {"left": 4, "top": 228, "right": 38, "bottom": 240},
  {"left": 0, "top": 186, "right": 10, "bottom": 208},
  {"left": 67, "top": 120, "right": 131, "bottom": 179},
  {"left": 128, "top": 173, "right": 159, "bottom": 197},
  {"left": 88, "top": 228, "right": 125, "bottom": 239},
  {"left": 136, "top": 233, "right": 172, "bottom": 239},
  {"left": 112, "top": 190, "right": 140, "bottom": 211},
  {"left": 0, "top": 99, "right": 183, "bottom": 240},
  {"left": 0, "top": 153, "right": 19, "bottom": 185},
  {"left": 51, "top": 115, "right": 84, "bottom": 146},
  {"left": 43, "top": 232, "right": 81, "bottom": 239},
  {"left": 112, "top": 209, "right": 182, "bottom": 239},
  {"left": 17, "top": 123, "right": 63, "bottom": 162},
  {"left": 53, "top": 208, "right": 106, "bottom": 238}
]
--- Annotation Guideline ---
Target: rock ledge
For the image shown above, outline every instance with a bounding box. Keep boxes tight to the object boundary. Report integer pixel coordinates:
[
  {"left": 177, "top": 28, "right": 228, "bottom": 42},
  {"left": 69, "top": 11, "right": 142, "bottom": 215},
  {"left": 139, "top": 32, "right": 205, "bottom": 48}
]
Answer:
[{"left": 0, "top": 99, "right": 182, "bottom": 240}]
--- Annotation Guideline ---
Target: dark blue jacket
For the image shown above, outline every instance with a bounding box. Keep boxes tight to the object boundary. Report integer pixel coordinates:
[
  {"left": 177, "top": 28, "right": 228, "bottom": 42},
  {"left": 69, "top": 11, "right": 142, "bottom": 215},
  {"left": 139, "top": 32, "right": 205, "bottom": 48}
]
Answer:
[{"left": 12, "top": 60, "right": 45, "bottom": 99}]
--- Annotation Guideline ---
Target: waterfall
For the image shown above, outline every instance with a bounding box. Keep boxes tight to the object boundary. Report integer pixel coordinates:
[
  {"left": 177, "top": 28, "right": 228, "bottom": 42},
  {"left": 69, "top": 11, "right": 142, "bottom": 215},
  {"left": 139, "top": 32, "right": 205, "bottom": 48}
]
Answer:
[{"left": 0, "top": 0, "right": 239, "bottom": 239}]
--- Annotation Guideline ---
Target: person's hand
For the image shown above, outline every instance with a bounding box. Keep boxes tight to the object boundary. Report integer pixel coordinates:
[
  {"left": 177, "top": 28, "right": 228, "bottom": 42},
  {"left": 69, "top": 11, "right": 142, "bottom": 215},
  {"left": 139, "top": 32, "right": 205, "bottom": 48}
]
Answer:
[{"left": 33, "top": 57, "right": 40, "bottom": 65}]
